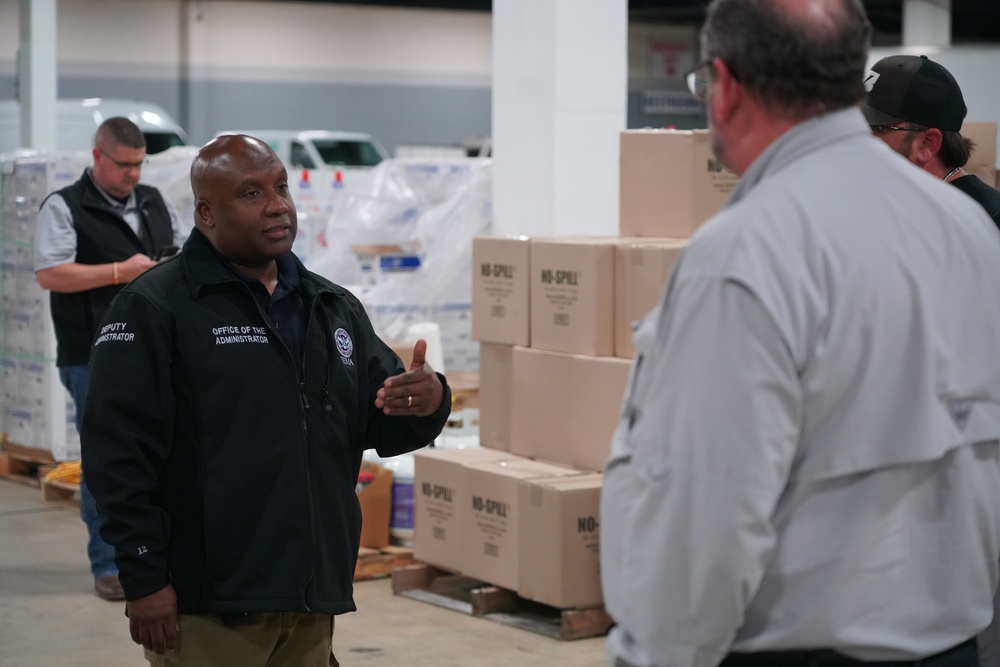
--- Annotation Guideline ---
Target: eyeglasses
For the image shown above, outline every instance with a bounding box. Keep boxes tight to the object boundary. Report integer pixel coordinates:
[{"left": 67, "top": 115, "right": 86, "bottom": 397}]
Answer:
[
  {"left": 99, "top": 149, "right": 148, "bottom": 171},
  {"left": 869, "top": 124, "right": 923, "bottom": 136},
  {"left": 685, "top": 59, "right": 714, "bottom": 103}
]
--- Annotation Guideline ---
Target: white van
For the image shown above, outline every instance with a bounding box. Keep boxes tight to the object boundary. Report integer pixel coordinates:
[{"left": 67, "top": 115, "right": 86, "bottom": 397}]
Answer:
[
  {"left": 219, "top": 129, "right": 389, "bottom": 171},
  {"left": 0, "top": 97, "right": 189, "bottom": 155}
]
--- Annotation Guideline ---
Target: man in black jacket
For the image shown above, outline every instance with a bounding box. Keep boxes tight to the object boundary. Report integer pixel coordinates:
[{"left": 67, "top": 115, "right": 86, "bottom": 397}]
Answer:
[
  {"left": 81, "top": 134, "right": 450, "bottom": 666},
  {"left": 33, "top": 116, "right": 186, "bottom": 601}
]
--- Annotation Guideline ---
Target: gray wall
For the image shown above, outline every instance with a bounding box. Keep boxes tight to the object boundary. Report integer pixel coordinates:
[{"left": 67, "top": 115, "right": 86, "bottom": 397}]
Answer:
[
  {"left": 1, "top": 71, "right": 704, "bottom": 152},
  {"left": 186, "top": 79, "right": 490, "bottom": 152},
  {"left": 0, "top": 72, "right": 490, "bottom": 154},
  {"left": 0, "top": 0, "right": 495, "bottom": 155},
  {"left": 0, "top": 0, "right": 699, "bottom": 154}
]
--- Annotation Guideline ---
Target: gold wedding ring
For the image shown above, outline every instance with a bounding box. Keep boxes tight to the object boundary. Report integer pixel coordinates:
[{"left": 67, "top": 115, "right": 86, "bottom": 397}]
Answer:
[{"left": 407, "top": 395, "right": 412, "bottom": 408}]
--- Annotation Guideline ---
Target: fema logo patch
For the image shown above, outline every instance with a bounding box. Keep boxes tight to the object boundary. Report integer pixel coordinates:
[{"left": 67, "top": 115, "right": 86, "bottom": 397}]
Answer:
[{"left": 335, "top": 328, "right": 355, "bottom": 366}]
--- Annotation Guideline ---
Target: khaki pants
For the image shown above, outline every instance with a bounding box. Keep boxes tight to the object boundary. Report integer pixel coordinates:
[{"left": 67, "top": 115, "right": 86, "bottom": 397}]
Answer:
[{"left": 145, "top": 612, "right": 337, "bottom": 667}]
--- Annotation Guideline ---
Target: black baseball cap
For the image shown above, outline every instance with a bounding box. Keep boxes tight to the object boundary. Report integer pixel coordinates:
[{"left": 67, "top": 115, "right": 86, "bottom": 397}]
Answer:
[{"left": 861, "top": 55, "right": 967, "bottom": 132}]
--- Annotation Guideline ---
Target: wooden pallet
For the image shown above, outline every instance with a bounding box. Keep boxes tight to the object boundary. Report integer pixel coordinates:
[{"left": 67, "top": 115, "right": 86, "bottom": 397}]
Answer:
[
  {"left": 0, "top": 453, "right": 44, "bottom": 488},
  {"left": 391, "top": 563, "right": 613, "bottom": 641},
  {"left": 0, "top": 438, "right": 58, "bottom": 488},
  {"left": 354, "top": 545, "right": 415, "bottom": 581},
  {"left": 1, "top": 438, "right": 57, "bottom": 464},
  {"left": 38, "top": 464, "right": 81, "bottom": 507}
]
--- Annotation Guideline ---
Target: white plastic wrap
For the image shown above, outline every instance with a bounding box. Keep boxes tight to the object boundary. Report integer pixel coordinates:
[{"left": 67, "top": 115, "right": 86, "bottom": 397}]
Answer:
[
  {"left": 308, "top": 157, "right": 492, "bottom": 373},
  {"left": 141, "top": 145, "right": 199, "bottom": 237}
]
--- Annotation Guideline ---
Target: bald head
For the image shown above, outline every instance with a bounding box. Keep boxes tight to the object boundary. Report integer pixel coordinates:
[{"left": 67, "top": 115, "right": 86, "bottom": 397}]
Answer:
[
  {"left": 190, "top": 134, "right": 297, "bottom": 272},
  {"left": 191, "top": 134, "right": 282, "bottom": 203},
  {"left": 772, "top": 0, "right": 850, "bottom": 37}
]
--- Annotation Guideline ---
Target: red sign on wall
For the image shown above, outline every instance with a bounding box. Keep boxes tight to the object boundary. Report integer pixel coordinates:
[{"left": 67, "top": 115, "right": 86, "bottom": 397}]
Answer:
[{"left": 649, "top": 40, "right": 694, "bottom": 80}]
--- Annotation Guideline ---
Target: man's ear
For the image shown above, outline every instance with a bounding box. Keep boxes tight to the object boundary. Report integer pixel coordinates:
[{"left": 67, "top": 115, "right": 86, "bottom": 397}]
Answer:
[
  {"left": 912, "top": 128, "right": 944, "bottom": 168},
  {"left": 710, "top": 58, "right": 743, "bottom": 125},
  {"left": 194, "top": 200, "right": 214, "bottom": 229}
]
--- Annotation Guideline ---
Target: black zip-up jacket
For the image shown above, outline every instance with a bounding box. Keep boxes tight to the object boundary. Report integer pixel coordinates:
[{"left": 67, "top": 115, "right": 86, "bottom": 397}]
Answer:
[
  {"left": 80, "top": 228, "right": 450, "bottom": 615},
  {"left": 44, "top": 170, "right": 175, "bottom": 366}
]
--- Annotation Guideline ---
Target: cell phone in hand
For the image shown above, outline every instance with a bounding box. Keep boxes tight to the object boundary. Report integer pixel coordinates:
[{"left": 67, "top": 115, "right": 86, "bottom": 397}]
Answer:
[{"left": 154, "top": 246, "right": 180, "bottom": 261}]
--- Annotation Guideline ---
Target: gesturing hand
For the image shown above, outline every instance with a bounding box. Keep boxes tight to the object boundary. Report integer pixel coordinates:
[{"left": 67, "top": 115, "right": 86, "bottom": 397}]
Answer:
[{"left": 376, "top": 338, "right": 444, "bottom": 416}]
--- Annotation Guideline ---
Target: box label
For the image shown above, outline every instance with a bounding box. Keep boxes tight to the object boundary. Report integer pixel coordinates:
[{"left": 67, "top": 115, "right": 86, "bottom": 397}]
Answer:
[{"left": 472, "top": 495, "right": 508, "bottom": 517}]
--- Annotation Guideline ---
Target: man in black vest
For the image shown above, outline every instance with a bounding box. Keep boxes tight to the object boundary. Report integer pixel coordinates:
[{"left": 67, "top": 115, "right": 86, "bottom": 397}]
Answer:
[{"left": 33, "top": 117, "right": 188, "bottom": 601}]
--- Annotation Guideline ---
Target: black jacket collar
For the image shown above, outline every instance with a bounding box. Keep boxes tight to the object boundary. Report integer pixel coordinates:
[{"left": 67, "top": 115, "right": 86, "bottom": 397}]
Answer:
[{"left": 180, "top": 227, "right": 340, "bottom": 303}]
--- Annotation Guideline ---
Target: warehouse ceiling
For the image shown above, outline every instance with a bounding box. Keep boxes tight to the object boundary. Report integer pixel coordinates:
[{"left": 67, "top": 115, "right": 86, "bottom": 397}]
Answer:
[
  {"left": 301, "top": 1, "right": 1000, "bottom": 43},
  {"left": 630, "top": 0, "right": 998, "bottom": 43}
]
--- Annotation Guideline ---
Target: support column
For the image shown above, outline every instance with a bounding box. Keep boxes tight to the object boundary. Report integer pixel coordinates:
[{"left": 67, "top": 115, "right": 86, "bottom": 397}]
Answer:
[
  {"left": 492, "top": 0, "right": 627, "bottom": 237},
  {"left": 903, "top": 0, "right": 951, "bottom": 47},
  {"left": 17, "top": 0, "right": 58, "bottom": 150}
]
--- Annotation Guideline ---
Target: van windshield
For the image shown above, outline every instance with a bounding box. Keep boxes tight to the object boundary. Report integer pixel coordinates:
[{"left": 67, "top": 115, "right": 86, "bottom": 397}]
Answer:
[
  {"left": 313, "top": 139, "right": 384, "bottom": 168},
  {"left": 144, "top": 132, "right": 188, "bottom": 155}
]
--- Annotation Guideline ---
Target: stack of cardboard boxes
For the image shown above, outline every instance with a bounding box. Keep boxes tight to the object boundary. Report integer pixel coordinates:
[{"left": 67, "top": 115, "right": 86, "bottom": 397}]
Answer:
[{"left": 412, "top": 129, "right": 739, "bottom": 610}]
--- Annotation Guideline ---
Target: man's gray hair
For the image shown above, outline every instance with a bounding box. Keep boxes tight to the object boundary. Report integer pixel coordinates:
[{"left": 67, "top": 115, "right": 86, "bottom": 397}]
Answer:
[{"left": 702, "top": 0, "right": 872, "bottom": 118}]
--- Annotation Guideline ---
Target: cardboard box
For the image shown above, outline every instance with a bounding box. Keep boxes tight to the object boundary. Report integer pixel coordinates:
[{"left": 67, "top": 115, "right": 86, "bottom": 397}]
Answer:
[
  {"left": 967, "top": 167, "right": 997, "bottom": 193},
  {"left": 472, "top": 236, "right": 531, "bottom": 346},
  {"left": 530, "top": 237, "right": 617, "bottom": 356},
  {"left": 510, "top": 347, "right": 631, "bottom": 471},
  {"left": 614, "top": 239, "right": 687, "bottom": 358},
  {"left": 385, "top": 339, "right": 415, "bottom": 369},
  {"left": 358, "top": 462, "right": 392, "bottom": 549},
  {"left": 461, "top": 457, "right": 583, "bottom": 590},
  {"left": 962, "top": 121, "right": 998, "bottom": 171},
  {"left": 619, "top": 129, "right": 739, "bottom": 238},
  {"left": 518, "top": 473, "right": 603, "bottom": 608},
  {"left": 350, "top": 244, "right": 420, "bottom": 286},
  {"left": 447, "top": 371, "right": 479, "bottom": 411},
  {"left": 412, "top": 447, "right": 513, "bottom": 572},
  {"left": 478, "top": 343, "right": 513, "bottom": 451},
  {"left": 445, "top": 371, "right": 480, "bottom": 431}
]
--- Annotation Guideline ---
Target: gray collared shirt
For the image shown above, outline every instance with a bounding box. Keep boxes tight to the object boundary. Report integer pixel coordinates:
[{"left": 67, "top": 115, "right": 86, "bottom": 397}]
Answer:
[
  {"left": 602, "top": 107, "right": 1000, "bottom": 666},
  {"left": 34, "top": 168, "right": 187, "bottom": 271}
]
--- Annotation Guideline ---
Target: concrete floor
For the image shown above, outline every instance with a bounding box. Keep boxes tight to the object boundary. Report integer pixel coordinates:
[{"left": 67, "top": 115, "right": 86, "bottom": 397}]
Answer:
[{"left": 0, "top": 478, "right": 608, "bottom": 666}]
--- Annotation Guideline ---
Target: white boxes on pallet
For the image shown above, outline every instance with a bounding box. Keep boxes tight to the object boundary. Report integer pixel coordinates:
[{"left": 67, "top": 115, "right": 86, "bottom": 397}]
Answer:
[
  {"left": 310, "top": 158, "right": 493, "bottom": 374},
  {"left": 0, "top": 153, "right": 88, "bottom": 460}
]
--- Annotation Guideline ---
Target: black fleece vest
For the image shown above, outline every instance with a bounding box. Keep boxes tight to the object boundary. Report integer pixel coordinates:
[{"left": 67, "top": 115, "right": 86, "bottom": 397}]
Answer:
[{"left": 45, "top": 170, "right": 174, "bottom": 366}]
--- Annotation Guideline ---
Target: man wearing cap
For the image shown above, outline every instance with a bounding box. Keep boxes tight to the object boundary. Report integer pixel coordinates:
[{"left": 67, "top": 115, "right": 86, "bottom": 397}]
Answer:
[{"left": 863, "top": 54, "right": 1000, "bottom": 228}]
